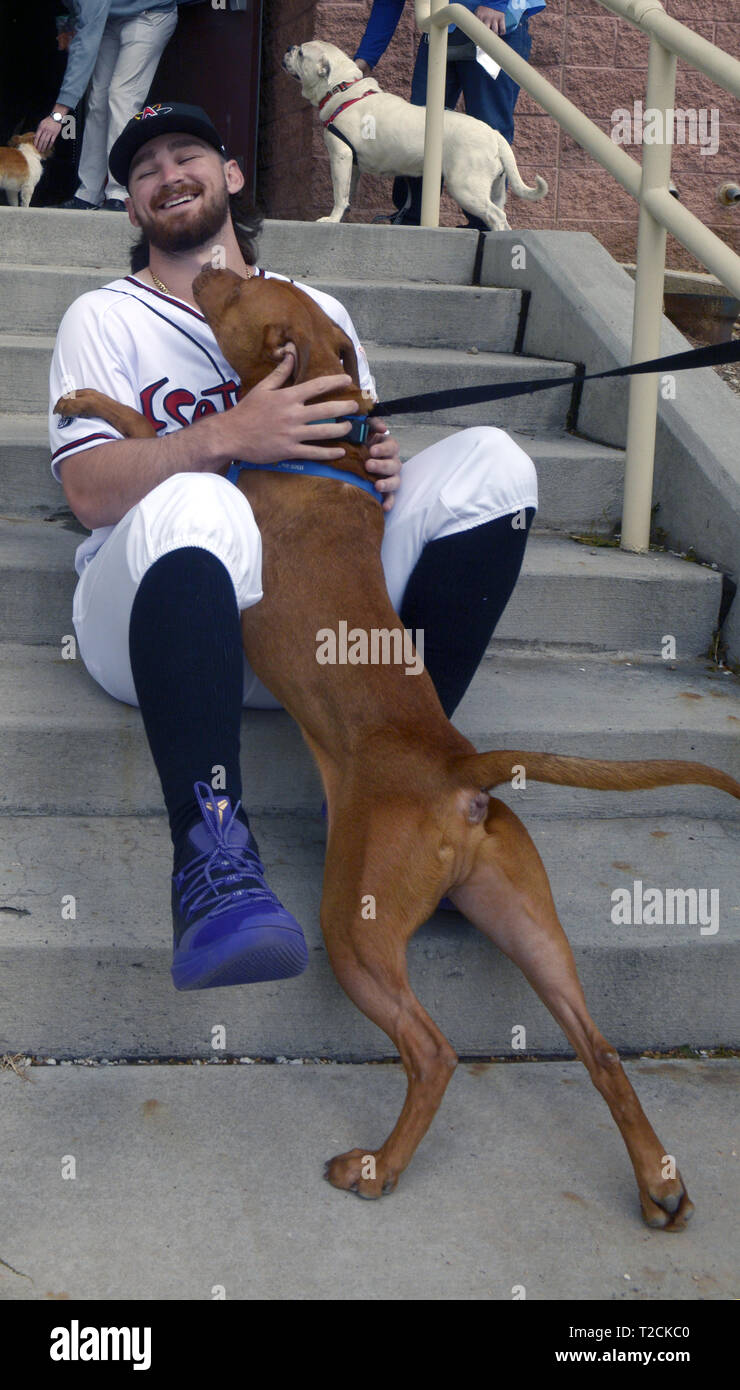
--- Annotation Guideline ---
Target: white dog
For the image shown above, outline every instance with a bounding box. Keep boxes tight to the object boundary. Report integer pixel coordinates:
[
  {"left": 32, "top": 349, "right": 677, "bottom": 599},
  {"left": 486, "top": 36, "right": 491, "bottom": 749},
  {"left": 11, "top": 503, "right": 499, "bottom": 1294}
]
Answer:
[
  {"left": 283, "top": 40, "right": 547, "bottom": 229},
  {"left": 0, "top": 132, "right": 48, "bottom": 207}
]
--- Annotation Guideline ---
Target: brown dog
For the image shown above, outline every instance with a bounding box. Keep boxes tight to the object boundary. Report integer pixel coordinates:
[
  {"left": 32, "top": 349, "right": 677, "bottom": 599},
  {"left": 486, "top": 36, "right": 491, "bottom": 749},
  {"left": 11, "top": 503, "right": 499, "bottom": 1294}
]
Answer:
[
  {"left": 56, "top": 269, "right": 740, "bottom": 1227},
  {"left": 0, "top": 133, "right": 49, "bottom": 207}
]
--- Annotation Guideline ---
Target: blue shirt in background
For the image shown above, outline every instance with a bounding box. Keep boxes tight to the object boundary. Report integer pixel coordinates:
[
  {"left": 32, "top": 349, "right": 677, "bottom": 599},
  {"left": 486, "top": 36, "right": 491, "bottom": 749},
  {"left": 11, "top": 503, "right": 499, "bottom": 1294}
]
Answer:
[{"left": 354, "top": 0, "right": 545, "bottom": 70}]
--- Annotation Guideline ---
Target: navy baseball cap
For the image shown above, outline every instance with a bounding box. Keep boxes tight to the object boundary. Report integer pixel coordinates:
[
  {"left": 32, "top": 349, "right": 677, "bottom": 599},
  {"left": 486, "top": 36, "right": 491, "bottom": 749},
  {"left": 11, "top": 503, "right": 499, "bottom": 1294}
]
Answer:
[{"left": 109, "top": 101, "right": 227, "bottom": 188}]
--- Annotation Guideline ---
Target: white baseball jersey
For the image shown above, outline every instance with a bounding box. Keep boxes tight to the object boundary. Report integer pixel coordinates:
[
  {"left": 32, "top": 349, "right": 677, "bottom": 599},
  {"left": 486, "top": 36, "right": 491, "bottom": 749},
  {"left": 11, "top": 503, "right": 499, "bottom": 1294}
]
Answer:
[{"left": 48, "top": 270, "right": 378, "bottom": 577}]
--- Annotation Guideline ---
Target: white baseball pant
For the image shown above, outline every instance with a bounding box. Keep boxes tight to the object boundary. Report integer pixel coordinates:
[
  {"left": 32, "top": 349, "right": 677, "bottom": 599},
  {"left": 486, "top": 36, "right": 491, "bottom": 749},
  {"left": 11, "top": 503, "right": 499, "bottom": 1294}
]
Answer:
[
  {"left": 71, "top": 426, "right": 538, "bottom": 707},
  {"left": 77, "top": 7, "right": 178, "bottom": 206}
]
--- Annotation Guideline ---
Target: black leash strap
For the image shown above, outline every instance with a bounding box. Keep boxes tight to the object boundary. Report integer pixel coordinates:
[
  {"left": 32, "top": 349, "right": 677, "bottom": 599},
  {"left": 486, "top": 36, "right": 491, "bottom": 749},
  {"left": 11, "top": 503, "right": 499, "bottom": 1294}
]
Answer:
[{"left": 369, "top": 336, "right": 740, "bottom": 418}]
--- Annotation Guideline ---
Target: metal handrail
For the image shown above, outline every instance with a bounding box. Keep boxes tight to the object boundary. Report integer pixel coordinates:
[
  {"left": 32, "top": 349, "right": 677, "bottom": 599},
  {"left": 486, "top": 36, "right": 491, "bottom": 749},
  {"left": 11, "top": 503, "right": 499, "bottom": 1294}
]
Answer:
[{"left": 414, "top": 0, "right": 740, "bottom": 552}]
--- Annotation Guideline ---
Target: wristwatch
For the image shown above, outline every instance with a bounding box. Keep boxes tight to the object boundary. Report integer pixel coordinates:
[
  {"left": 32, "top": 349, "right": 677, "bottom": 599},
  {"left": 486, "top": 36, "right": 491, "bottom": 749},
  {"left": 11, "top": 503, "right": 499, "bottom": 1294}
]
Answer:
[{"left": 51, "top": 111, "right": 64, "bottom": 123}]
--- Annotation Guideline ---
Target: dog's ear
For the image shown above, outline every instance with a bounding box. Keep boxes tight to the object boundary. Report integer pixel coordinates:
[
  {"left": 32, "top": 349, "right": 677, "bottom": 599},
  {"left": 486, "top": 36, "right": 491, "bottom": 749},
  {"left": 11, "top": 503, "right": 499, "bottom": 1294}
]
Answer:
[
  {"left": 334, "top": 326, "right": 359, "bottom": 387},
  {"left": 9, "top": 134, "right": 21, "bottom": 148},
  {"left": 317, "top": 57, "right": 331, "bottom": 80},
  {"left": 263, "top": 323, "right": 310, "bottom": 385}
]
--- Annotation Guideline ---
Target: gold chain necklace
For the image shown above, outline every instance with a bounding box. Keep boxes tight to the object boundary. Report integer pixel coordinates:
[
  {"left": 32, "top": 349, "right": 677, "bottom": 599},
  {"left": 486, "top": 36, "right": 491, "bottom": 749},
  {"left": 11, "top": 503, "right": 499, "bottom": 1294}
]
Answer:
[{"left": 149, "top": 265, "right": 256, "bottom": 296}]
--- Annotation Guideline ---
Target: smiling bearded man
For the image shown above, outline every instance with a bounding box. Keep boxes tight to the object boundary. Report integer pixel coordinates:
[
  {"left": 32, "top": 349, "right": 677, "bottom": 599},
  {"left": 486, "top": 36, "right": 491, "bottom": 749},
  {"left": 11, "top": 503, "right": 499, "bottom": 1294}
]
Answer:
[{"left": 47, "top": 101, "right": 537, "bottom": 992}]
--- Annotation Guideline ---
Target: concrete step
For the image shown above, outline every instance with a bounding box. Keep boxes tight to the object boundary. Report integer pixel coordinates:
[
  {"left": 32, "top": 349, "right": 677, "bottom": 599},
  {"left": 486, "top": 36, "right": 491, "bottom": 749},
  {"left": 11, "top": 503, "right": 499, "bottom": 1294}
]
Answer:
[
  {"left": 0, "top": 521, "right": 722, "bottom": 651},
  {"left": 291, "top": 279, "right": 523, "bottom": 351},
  {"left": 366, "top": 345, "right": 575, "bottom": 429},
  {"left": 0, "top": 811, "right": 737, "bottom": 1058},
  {"left": 0, "top": 264, "right": 523, "bottom": 349},
  {"left": 395, "top": 425, "right": 624, "bottom": 533},
  {"left": 1, "top": 331, "right": 575, "bottom": 429},
  {"left": 0, "top": 416, "right": 626, "bottom": 533},
  {"left": 0, "top": 209, "right": 482, "bottom": 283},
  {"left": 0, "top": 644, "right": 737, "bottom": 818}
]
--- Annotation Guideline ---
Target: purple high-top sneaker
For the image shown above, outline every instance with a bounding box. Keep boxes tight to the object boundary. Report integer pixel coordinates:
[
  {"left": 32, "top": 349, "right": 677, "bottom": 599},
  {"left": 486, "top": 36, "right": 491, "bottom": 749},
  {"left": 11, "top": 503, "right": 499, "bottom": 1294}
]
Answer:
[{"left": 171, "top": 782, "right": 309, "bottom": 990}]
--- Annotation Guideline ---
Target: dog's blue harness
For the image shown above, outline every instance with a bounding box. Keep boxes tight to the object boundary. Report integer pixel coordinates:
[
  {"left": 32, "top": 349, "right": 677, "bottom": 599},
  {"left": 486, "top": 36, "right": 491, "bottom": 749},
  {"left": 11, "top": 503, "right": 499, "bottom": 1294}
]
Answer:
[{"left": 226, "top": 414, "right": 380, "bottom": 501}]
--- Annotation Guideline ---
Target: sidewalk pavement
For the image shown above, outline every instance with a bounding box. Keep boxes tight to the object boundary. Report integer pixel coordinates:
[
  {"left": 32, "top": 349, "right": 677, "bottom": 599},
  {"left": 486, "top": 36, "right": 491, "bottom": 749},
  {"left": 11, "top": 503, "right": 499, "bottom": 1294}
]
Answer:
[{"left": 1, "top": 1057, "right": 737, "bottom": 1301}]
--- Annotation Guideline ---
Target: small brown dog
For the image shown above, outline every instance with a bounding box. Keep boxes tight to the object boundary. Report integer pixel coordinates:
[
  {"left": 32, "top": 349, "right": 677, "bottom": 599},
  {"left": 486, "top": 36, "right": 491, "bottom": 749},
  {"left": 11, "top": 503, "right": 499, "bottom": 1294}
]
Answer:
[
  {"left": 56, "top": 269, "right": 740, "bottom": 1228},
  {"left": 0, "top": 132, "right": 48, "bottom": 207}
]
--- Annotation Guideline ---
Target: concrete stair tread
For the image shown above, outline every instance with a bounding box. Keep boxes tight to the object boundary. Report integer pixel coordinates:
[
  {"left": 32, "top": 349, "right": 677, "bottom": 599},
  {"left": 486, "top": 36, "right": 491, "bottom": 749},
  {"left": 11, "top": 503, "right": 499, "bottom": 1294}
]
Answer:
[
  {"left": 0, "top": 639, "right": 736, "bottom": 735},
  {"left": 1, "top": 811, "right": 736, "bottom": 1056},
  {"left": 1, "top": 811, "right": 736, "bottom": 950},
  {"left": 364, "top": 343, "right": 575, "bottom": 372},
  {"left": 0, "top": 269, "right": 524, "bottom": 348},
  {"left": 0, "top": 210, "right": 482, "bottom": 282},
  {"left": 0, "top": 515, "right": 719, "bottom": 584},
  {"left": 0, "top": 644, "right": 736, "bottom": 819},
  {"left": 458, "top": 646, "right": 740, "bottom": 735},
  {"left": 0, "top": 265, "right": 515, "bottom": 293},
  {"left": 0, "top": 412, "right": 51, "bottom": 444},
  {"left": 291, "top": 276, "right": 518, "bottom": 295},
  {"left": 0, "top": 331, "right": 57, "bottom": 349},
  {"left": 0, "top": 333, "right": 579, "bottom": 428},
  {"left": 0, "top": 416, "right": 626, "bottom": 536},
  {"left": 0, "top": 331, "right": 571, "bottom": 370},
  {"left": 0, "top": 412, "right": 625, "bottom": 462},
  {"left": 393, "top": 423, "right": 626, "bottom": 463},
  {"left": 0, "top": 517, "right": 724, "bottom": 650},
  {"left": 0, "top": 261, "right": 126, "bottom": 276}
]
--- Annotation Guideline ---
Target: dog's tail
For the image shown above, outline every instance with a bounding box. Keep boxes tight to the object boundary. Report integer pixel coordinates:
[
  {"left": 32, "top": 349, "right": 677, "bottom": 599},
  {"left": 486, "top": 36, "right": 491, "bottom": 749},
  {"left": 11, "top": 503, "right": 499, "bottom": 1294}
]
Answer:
[
  {"left": 497, "top": 141, "right": 548, "bottom": 202},
  {"left": 453, "top": 750, "right": 740, "bottom": 799}
]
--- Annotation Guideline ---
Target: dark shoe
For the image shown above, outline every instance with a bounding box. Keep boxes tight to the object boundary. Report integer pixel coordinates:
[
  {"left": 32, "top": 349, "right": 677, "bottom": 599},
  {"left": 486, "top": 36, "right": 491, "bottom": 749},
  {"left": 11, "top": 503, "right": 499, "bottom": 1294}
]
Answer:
[
  {"left": 171, "top": 782, "right": 309, "bottom": 990},
  {"left": 102, "top": 198, "right": 126, "bottom": 211},
  {"left": 371, "top": 208, "right": 420, "bottom": 226},
  {"left": 60, "top": 196, "right": 99, "bottom": 209}
]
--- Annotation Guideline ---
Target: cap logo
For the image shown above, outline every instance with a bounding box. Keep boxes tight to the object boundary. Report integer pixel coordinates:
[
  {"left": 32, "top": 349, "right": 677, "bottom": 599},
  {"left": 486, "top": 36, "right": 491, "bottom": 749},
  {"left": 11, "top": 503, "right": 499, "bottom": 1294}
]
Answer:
[{"left": 135, "top": 103, "right": 173, "bottom": 121}]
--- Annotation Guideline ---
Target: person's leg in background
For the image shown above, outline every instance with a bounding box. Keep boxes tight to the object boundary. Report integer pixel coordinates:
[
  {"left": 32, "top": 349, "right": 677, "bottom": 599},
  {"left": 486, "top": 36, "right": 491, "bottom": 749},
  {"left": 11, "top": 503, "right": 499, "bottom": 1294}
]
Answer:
[
  {"left": 458, "top": 14, "right": 532, "bottom": 230},
  {"left": 73, "top": 17, "right": 122, "bottom": 206},
  {"left": 102, "top": 6, "right": 178, "bottom": 205}
]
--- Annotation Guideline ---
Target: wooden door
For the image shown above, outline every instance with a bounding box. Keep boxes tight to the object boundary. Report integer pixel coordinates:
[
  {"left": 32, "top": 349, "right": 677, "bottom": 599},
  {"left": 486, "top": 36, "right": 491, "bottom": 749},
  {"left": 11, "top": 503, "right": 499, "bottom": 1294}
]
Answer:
[{"left": 150, "top": 1, "right": 262, "bottom": 200}]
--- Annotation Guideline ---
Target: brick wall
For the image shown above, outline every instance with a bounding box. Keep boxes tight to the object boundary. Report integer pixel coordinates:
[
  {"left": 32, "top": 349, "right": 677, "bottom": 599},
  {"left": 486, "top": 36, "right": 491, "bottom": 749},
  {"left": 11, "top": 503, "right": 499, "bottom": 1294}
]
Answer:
[{"left": 258, "top": 0, "right": 740, "bottom": 270}]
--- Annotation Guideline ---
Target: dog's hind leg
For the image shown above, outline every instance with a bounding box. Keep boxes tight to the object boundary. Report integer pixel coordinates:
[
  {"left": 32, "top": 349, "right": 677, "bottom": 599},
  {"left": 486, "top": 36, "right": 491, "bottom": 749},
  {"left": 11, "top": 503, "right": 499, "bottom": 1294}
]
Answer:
[
  {"left": 319, "top": 834, "right": 458, "bottom": 1198},
  {"left": 443, "top": 168, "right": 510, "bottom": 230},
  {"left": 450, "top": 798, "right": 694, "bottom": 1229}
]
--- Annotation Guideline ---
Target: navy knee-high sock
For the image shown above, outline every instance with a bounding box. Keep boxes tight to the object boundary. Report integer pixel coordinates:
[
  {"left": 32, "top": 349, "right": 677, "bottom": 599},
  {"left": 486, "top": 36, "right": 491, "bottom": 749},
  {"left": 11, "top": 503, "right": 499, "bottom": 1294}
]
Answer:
[
  {"left": 399, "top": 509, "right": 535, "bottom": 718},
  {"left": 128, "top": 547, "right": 248, "bottom": 865}
]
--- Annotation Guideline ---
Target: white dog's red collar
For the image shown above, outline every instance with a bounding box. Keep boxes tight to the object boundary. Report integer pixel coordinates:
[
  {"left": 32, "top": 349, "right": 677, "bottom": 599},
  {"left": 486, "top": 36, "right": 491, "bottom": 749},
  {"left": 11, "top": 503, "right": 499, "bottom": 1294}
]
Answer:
[
  {"left": 317, "top": 76, "right": 366, "bottom": 112},
  {"left": 320, "top": 89, "right": 376, "bottom": 127}
]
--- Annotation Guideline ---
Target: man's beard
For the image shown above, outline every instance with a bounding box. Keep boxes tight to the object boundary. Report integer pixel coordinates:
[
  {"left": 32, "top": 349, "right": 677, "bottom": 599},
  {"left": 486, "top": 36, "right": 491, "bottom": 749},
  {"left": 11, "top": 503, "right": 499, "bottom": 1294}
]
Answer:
[{"left": 137, "top": 181, "right": 230, "bottom": 253}]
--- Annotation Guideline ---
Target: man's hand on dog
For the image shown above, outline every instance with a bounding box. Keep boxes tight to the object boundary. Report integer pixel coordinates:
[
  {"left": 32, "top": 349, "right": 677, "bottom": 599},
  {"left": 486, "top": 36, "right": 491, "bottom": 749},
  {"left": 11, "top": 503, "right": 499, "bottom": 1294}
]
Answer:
[
  {"left": 213, "top": 344, "right": 402, "bottom": 511},
  {"left": 364, "top": 418, "right": 402, "bottom": 513}
]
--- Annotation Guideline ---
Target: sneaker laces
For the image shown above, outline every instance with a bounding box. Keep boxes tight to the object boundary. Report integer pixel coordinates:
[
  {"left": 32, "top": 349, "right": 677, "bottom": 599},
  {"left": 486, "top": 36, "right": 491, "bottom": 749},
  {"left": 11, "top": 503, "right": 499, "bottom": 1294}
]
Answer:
[{"left": 175, "top": 781, "right": 276, "bottom": 925}]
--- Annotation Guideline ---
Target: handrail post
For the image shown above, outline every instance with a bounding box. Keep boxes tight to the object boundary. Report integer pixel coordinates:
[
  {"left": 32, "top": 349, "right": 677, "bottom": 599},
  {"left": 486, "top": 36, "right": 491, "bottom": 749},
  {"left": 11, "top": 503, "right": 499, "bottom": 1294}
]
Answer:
[
  {"left": 420, "top": 0, "right": 448, "bottom": 227},
  {"left": 621, "top": 34, "right": 678, "bottom": 552}
]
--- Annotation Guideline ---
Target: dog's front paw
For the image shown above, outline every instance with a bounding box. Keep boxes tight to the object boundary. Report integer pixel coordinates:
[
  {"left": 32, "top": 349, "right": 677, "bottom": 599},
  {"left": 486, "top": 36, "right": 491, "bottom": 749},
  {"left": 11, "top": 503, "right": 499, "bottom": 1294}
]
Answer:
[{"left": 323, "top": 1147, "right": 397, "bottom": 1199}]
